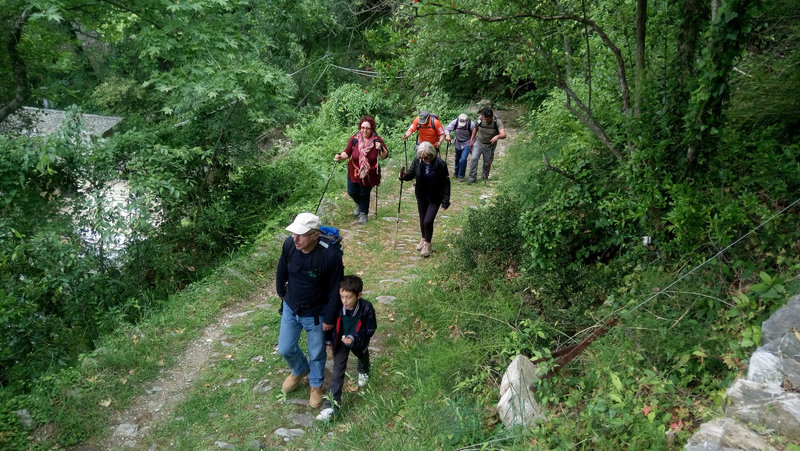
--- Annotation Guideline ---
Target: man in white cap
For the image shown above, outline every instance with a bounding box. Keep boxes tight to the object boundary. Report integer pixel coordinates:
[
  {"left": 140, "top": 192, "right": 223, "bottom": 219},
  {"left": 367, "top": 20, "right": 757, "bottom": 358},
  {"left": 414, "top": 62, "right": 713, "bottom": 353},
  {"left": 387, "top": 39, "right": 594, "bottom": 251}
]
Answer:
[
  {"left": 444, "top": 113, "right": 476, "bottom": 181},
  {"left": 276, "top": 212, "right": 343, "bottom": 409},
  {"left": 402, "top": 110, "right": 445, "bottom": 152}
]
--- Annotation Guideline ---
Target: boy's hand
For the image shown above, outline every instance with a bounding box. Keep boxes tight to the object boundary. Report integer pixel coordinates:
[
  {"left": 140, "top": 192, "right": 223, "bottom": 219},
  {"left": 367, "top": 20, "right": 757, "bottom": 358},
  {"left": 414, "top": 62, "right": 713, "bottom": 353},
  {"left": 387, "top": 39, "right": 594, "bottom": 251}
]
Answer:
[{"left": 341, "top": 336, "right": 353, "bottom": 346}]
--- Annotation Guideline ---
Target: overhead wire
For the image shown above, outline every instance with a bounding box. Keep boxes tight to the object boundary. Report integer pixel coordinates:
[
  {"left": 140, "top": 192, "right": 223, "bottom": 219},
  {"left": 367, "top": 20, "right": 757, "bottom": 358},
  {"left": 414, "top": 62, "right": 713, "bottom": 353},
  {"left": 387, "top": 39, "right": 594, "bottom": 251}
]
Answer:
[{"left": 568, "top": 196, "right": 800, "bottom": 343}]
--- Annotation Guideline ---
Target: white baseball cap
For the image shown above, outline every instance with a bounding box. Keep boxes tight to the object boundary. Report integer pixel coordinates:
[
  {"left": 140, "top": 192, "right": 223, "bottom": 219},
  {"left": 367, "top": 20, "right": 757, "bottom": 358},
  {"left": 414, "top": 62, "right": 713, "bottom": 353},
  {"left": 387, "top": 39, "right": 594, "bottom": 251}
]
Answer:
[
  {"left": 457, "top": 113, "right": 468, "bottom": 125},
  {"left": 286, "top": 212, "right": 322, "bottom": 235}
]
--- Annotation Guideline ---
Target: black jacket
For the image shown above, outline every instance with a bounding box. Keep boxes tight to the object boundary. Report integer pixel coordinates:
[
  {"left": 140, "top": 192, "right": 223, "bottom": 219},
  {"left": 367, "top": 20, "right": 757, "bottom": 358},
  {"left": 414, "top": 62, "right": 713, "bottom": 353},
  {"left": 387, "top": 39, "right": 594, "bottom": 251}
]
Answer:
[
  {"left": 400, "top": 156, "right": 451, "bottom": 208},
  {"left": 329, "top": 298, "right": 377, "bottom": 351}
]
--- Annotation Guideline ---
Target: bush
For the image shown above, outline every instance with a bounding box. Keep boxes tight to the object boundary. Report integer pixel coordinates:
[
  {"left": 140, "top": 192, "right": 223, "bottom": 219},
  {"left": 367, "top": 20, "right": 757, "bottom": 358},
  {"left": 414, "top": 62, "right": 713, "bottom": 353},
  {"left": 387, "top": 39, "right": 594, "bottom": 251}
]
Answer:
[{"left": 453, "top": 193, "right": 524, "bottom": 279}]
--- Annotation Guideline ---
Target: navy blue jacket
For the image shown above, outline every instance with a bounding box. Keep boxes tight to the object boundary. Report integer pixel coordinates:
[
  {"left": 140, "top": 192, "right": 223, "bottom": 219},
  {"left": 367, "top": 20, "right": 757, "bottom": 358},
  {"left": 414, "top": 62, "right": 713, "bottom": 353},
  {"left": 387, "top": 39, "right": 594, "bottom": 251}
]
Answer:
[{"left": 330, "top": 298, "right": 377, "bottom": 351}]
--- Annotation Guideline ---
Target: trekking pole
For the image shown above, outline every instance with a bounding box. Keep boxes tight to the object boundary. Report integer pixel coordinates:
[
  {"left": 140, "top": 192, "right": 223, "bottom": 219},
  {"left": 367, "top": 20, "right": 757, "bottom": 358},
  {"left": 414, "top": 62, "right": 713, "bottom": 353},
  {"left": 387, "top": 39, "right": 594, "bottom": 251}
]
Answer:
[
  {"left": 374, "top": 175, "right": 379, "bottom": 220},
  {"left": 394, "top": 140, "right": 408, "bottom": 249},
  {"left": 445, "top": 141, "right": 450, "bottom": 163},
  {"left": 315, "top": 159, "right": 338, "bottom": 215}
]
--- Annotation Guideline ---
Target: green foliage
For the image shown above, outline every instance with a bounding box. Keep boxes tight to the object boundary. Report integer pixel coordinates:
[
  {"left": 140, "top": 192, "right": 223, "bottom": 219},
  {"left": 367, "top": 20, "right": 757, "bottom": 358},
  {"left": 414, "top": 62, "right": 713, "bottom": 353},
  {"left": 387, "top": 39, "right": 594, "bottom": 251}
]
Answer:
[
  {"left": 726, "top": 0, "right": 800, "bottom": 132},
  {"left": 453, "top": 193, "right": 524, "bottom": 277}
]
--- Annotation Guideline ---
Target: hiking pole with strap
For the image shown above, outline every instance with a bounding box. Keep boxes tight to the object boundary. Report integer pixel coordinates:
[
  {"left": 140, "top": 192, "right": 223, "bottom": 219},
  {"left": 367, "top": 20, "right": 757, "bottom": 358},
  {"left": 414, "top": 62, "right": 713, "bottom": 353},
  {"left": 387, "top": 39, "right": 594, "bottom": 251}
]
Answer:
[
  {"left": 315, "top": 160, "right": 338, "bottom": 215},
  {"left": 394, "top": 140, "right": 408, "bottom": 249},
  {"left": 374, "top": 172, "right": 379, "bottom": 220},
  {"left": 445, "top": 140, "right": 450, "bottom": 164}
]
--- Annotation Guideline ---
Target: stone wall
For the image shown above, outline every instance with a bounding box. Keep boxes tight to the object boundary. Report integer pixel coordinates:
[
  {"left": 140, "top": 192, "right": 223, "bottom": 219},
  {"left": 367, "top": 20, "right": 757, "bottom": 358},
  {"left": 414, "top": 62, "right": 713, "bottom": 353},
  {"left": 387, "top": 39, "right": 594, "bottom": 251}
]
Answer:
[{"left": 685, "top": 295, "right": 800, "bottom": 450}]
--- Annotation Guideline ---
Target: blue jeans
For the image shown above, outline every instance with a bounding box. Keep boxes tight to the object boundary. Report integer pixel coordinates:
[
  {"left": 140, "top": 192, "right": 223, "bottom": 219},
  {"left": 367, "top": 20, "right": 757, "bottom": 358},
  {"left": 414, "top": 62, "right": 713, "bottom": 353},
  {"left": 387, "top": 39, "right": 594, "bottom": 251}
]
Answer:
[
  {"left": 454, "top": 145, "right": 470, "bottom": 178},
  {"left": 278, "top": 303, "right": 326, "bottom": 387},
  {"left": 347, "top": 178, "right": 372, "bottom": 215}
]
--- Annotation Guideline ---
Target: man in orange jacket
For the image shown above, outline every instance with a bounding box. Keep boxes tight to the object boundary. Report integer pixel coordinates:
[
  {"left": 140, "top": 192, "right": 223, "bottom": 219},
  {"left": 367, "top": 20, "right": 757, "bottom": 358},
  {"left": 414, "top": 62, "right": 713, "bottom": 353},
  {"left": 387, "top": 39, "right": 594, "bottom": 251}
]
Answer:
[{"left": 402, "top": 110, "right": 445, "bottom": 153}]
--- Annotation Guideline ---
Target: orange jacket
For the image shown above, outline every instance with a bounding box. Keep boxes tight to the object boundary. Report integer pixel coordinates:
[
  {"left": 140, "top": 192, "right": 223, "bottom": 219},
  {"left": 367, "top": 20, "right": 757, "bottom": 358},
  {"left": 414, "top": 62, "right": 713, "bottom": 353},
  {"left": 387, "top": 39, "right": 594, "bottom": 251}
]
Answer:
[{"left": 406, "top": 116, "right": 444, "bottom": 148}]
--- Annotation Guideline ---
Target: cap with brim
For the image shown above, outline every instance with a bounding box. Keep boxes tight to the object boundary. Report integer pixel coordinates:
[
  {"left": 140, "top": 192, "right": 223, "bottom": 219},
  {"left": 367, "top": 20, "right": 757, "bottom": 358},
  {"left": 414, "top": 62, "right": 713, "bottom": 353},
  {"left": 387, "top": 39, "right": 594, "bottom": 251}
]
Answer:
[
  {"left": 457, "top": 113, "right": 468, "bottom": 125},
  {"left": 286, "top": 212, "right": 322, "bottom": 235},
  {"left": 419, "top": 110, "right": 430, "bottom": 124}
]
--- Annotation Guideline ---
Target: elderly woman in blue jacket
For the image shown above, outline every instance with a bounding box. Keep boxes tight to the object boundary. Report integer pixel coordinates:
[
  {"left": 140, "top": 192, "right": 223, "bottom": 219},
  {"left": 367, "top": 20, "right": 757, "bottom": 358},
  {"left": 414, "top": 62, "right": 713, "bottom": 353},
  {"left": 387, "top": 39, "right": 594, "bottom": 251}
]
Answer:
[{"left": 399, "top": 141, "right": 451, "bottom": 257}]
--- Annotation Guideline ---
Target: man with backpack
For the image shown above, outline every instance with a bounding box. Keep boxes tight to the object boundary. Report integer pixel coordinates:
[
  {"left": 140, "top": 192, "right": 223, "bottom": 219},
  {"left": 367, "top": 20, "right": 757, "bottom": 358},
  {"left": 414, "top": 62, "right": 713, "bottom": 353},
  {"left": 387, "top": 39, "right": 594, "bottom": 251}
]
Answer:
[
  {"left": 402, "top": 110, "right": 445, "bottom": 153},
  {"left": 276, "top": 212, "right": 344, "bottom": 409},
  {"left": 444, "top": 113, "right": 476, "bottom": 181},
  {"left": 467, "top": 108, "right": 506, "bottom": 184}
]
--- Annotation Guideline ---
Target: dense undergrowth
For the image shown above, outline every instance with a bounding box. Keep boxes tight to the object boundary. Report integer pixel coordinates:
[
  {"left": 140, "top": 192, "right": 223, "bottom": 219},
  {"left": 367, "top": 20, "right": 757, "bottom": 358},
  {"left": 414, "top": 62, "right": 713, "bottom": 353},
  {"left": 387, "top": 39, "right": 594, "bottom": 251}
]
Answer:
[{"left": 445, "top": 114, "right": 800, "bottom": 447}]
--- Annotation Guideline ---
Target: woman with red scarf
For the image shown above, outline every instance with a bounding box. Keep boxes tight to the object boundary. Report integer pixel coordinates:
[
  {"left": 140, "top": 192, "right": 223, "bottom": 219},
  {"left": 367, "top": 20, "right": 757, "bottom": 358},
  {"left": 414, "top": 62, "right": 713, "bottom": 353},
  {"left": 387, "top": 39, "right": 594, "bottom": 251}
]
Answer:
[{"left": 334, "top": 115, "right": 389, "bottom": 224}]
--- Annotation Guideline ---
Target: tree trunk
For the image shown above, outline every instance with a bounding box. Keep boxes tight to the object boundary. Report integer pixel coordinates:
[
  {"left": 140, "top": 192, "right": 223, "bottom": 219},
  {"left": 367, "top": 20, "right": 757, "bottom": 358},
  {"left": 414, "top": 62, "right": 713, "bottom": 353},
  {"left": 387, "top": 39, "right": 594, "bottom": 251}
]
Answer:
[
  {"left": 634, "top": 0, "right": 647, "bottom": 119},
  {"left": 0, "top": 9, "right": 32, "bottom": 123}
]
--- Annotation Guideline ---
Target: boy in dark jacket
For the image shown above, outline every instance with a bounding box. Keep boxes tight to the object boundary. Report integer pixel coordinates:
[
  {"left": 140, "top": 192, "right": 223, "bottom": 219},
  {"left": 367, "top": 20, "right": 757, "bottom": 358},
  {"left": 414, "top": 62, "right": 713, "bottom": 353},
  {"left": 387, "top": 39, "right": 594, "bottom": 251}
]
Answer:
[{"left": 316, "top": 275, "right": 377, "bottom": 421}]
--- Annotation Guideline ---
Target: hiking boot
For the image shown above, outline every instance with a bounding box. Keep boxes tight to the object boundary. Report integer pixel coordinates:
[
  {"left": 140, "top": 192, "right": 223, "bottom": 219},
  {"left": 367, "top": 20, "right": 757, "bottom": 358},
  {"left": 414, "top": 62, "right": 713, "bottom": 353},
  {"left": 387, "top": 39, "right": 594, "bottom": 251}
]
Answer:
[
  {"left": 281, "top": 370, "right": 309, "bottom": 394},
  {"left": 358, "top": 373, "right": 369, "bottom": 387},
  {"left": 309, "top": 386, "right": 324, "bottom": 408},
  {"left": 420, "top": 241, "right": 431, "bottom": 257},
  {"left": 316, "top": 407, "right": 334, "bottom": 421},
  {"left": 353, "top": 206, "right": 361, "bottom": 217},
  {"left": 357, "top": 213, "right": 368, "bottom": 224},
  {"left": 415, "top": 239, "right": 425, "bottom": 251}
]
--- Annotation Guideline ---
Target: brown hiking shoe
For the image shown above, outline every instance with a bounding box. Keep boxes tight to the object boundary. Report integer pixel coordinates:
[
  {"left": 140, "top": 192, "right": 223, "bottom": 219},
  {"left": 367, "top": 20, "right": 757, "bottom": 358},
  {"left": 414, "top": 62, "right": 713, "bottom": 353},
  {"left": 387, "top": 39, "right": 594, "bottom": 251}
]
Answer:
[
  {"left": 281, "top": 370, "right": 309, "bottom": 394},
  {"left": 416, "top": 238, "right": 425, "bottom": 251},
  {"left": 309, "top": 386, "right": 324, "bottom": 408}
]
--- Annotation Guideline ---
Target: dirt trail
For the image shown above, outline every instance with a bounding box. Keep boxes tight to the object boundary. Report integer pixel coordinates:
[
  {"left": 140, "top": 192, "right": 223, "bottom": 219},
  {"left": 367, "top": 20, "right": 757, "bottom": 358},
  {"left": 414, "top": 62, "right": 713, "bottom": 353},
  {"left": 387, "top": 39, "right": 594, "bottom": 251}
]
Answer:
[
  {"left": 83, "top": 290, "right": 274, "bottom": 450},
  {"left": 77, "top": 107, "right": 523, "bottom": 450}
]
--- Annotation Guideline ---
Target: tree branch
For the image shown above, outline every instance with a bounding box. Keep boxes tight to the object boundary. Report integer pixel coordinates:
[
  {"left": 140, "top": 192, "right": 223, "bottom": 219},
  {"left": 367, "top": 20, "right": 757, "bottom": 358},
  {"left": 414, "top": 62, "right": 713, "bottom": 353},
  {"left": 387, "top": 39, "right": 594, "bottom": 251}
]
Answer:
[
  {"left": 530, "top": 40, "right": 622, "bottom": 159},
  {"left": 420, "top": 2, "right": 630, "bottom": 114},
  {"left": 542, "top": 153, "right": 580, "bottom": 183}
]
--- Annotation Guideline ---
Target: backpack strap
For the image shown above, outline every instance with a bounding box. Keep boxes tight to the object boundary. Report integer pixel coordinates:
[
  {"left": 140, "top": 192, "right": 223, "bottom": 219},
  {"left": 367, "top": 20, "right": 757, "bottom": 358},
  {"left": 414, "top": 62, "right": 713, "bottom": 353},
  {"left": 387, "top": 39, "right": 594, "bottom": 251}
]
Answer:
[
  {"left": 311, "top": 240, "right": 329, "bottom": 276},
  {"left": 285, "top": 236, "right": 328, "bottom": 276},
  {"left": 429, "top": 114, "right": 439, "bottom": 130}
]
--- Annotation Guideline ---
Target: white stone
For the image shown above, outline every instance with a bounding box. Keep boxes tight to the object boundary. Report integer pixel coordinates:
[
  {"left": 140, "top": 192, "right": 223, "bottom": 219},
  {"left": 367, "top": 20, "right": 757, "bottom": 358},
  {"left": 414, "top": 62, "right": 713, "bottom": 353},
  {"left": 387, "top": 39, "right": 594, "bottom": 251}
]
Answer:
[
  {"left": 727, "top": 379, "right": 800, "bottom": 441},
  {"left": 274, "top": 427, "right": 305, "bottom": 439},
  {"left": 496, "top": 382, "right": 543, "bottom": 428},
  {"left": 747, "top": 350, "right": 784, "bottom": 385},
  {"left": 497, "top": 355, "right": 545, "bottom": 427},
  {"left": 499, "top": 355, "right": 541, "bottom": 397},
  {"left": 113, "top": 423, "right": 139, "bottom": 437}
]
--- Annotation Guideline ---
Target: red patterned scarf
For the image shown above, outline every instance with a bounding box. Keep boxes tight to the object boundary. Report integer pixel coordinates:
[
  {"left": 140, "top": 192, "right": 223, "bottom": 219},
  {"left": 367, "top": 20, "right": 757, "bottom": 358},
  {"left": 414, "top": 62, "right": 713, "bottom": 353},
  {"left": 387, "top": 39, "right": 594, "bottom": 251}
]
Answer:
[{"left": 356, "top": 132, "right": 377, "bottom": 180}]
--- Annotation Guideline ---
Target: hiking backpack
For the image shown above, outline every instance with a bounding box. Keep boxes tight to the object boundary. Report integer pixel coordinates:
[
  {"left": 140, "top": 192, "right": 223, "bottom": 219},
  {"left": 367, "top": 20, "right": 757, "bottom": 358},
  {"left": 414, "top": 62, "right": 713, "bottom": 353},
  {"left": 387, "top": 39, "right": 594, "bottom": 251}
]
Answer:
[
  {"left": 452, "top": 118, "right": 474, "bottom": 134},
  {"left": 415, "top": 113, "right": 439, "bottom": 131},
  {"left": 477, "top": 115, "right": 500, "bottom": 134}
]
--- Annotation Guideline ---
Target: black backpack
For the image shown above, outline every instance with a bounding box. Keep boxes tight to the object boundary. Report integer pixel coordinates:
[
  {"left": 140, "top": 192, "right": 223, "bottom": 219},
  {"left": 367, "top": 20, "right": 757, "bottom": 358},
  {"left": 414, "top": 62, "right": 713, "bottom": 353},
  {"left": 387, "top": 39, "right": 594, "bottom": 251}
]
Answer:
[
  {"left": 415, "top": 113, "right": 439, "bottom": 131},
  {"left": 477, "top": 115, "right": 500, "bottom": 133}
]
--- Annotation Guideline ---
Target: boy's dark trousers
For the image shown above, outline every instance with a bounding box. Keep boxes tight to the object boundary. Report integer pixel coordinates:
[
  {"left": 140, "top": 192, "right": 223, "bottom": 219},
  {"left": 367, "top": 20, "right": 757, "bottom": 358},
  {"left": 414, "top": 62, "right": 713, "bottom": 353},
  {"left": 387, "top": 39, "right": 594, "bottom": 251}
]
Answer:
[{"left": 327, "top": 343, "right": 370, "bottom": 408}]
